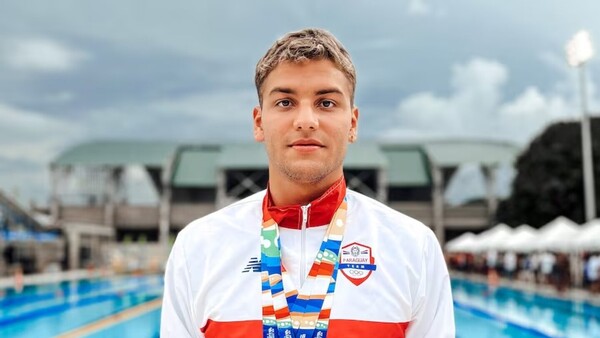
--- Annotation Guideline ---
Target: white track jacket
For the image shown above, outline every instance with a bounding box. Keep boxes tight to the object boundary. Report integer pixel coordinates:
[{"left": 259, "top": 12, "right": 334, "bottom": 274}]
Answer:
[{"left": 162, "top": 189, "right": 455, "bottom": 337}]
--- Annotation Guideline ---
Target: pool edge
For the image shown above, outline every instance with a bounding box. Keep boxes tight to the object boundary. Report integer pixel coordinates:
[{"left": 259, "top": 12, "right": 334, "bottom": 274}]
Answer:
[{"left": 55, "top": 297, "right": 162, "bottom": 338}]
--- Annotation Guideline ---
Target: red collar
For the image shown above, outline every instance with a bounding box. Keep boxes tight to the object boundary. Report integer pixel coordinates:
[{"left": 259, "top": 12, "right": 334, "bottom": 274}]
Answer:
[{"left": 262, "top": 177, "right": 346, "bottom": 229}]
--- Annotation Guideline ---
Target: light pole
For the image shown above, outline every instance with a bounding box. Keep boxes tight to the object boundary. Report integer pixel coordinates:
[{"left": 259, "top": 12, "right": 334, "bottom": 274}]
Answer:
[{"left": 566, "top": 30, "right": 596, "bottom": 221}]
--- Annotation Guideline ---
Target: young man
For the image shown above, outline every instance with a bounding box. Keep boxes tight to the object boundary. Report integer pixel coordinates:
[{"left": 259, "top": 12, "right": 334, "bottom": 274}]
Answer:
[{"left": 162, "top": 28, "right": 455, "bottom": 338}]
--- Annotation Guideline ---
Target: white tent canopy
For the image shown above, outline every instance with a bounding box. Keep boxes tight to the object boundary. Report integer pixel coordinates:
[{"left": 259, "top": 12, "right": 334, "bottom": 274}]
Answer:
[
  {"left": 497, "top": 224, "right": 538, "bottom": 252},
  {"left": 470, "top": 223, "right": 513, "bottom": 253},
  {"left": 534, "top": 216, "right": 581, "bottom": 252},
  {"left": 445, "top": 216, "right": 592, "bottom": 254},
  {"left": 446, "top": 232, "right": 477, "bottom": 253},
  {"left": 573, "top": 219, "right": 600, "bottom": 251}
]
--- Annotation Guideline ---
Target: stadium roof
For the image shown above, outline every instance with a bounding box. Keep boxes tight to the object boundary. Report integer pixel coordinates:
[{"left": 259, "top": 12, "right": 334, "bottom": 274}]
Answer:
[
  {"left": 422, "top": 140, "right": 520, "bottom": 167},
  {"left": 52, "top": 140, "right": 179, "bottom": 167},
  {"left": 52, "top": 139, "right": 520, "bottom": 187},
  {"left": 344, "top": 143, "right": 388, "bottom": 168},
  {"left": 171, "top": 146, "right": 220, "bottom": 187},
  {"left": 216, "top": 143, "right": 389, "bottom": 169},
  {"left": 217, "top": 143, "right": 269, "bottom": 169},
  {"left": 381, "top": 145, "right": 430, "bottom": 186}
]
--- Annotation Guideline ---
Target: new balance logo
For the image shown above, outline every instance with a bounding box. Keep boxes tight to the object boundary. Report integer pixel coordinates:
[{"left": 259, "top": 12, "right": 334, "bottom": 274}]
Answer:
[{"left": 241, "top": 257, "right": 261, "bottom": 273}]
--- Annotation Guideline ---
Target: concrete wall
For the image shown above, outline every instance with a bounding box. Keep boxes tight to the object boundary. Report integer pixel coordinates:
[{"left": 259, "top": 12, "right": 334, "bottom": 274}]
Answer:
[
  {"left": 57, "top": 203, "right": 216, "bottom": 230},
  {"left": 57, "top": 201, "right": 489, "bottom": 233}
]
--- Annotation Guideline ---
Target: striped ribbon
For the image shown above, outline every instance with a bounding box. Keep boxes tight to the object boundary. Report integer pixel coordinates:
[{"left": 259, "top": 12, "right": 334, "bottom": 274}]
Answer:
[{"left": 261, "top": 198, "right": 348, "bottom": 338}]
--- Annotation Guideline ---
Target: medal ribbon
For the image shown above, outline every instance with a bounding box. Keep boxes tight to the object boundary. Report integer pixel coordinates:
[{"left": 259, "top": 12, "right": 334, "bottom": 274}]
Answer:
[{"left": 261, "top": 197, "right": 348, "bottom": 338}]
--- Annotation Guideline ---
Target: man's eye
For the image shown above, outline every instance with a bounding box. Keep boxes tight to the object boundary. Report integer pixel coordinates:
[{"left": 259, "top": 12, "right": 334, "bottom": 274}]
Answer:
[
  {"left": 320, "top": 100, "right": 335, "bottom": 108},
  {"left": 276, "top": 100, "right": 292, "bottom": 107}
]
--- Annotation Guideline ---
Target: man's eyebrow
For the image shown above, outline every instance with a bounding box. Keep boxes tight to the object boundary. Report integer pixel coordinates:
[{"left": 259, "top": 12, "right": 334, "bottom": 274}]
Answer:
[
  {"left": 315, "top": 88, "right": 344, "bottom": 96},
  {"left": 268, "top": 87, "right": 345, "bottom": 96},
  {"left": 268, "top": 87, "right": 296, "bottom": 96}
]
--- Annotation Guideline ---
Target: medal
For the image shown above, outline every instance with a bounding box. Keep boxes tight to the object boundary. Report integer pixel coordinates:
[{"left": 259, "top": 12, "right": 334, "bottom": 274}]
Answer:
[{"left": 261, "top": 197, "right": 348, "bottom": 338}]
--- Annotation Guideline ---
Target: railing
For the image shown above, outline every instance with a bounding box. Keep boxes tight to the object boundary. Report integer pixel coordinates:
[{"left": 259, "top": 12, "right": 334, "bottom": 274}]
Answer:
[
  {"left": 389, "top": 202, "right": 433, "bottom": 225},
  {"left": 389, "top": 202, "right": 489, "bottom": 229},
  {"left": 57, "top": 203, "right": 215, "bottom": 230},
  {"left": 170, "top": 203, "right": 216, "bottom": 229},
  {"left": 60, "top": 206, "right": 105, "bottom": 224},
  {"left": 445, "top": 205, "right": 490, "bottom": 228},
  {"left": 115, "top": 206, "right": 159, "bottom": 228},
  {"left": 56, "top": 202, "right": 489, "bottom": 230}
]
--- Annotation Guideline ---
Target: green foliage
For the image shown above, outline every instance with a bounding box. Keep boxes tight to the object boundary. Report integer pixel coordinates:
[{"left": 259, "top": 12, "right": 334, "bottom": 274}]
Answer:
[{"left": 497, "top": 118, "right": 600, "bottom": 228}]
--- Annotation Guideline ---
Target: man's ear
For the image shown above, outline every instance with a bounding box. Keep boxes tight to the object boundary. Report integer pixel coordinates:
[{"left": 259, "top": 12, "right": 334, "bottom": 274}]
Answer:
[
  {"left": 349, "top": 106, "right": 359, "bottom": 143},
  {"left": 253, "top": 106, "right": 264, "bottom": 142}
]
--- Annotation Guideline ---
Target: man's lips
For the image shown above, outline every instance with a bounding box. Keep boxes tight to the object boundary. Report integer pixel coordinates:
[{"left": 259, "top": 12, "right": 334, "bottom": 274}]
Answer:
[
  {"left": 289, "top": 139, "right": 324, "bottom": 151},
  {"left": 289, "top": 139, "right": 324, "bottom": 147}
]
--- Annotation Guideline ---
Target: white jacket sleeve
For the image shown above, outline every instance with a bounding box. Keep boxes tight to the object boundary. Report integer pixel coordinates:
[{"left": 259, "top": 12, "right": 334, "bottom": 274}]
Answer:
[
  {"left": 406, "top": 229, "right": 455, "bottom": 337},
  {"left": 161, "top": 234, "right": 203, "bottom": 338}
]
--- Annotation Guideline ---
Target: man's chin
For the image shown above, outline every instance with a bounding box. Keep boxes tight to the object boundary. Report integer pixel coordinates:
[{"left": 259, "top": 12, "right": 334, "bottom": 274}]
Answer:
[{"left": 282, "top": 165, "right": 330, "bottom": 184}]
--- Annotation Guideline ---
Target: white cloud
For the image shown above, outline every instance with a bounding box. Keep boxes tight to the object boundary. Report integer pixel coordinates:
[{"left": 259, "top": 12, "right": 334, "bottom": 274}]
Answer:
[
  {"left": 152, "top": 90, "right": 257, "bottom": 122},
  {"left": 408, "top": 0, "right": 431, "bottom": 16},
  {"left": 383, "top": 57, "right": 580, "bottom": 144},
  {"left": 0, "top": 102, "right": 83, "bottom": 205},
  {"left": 0, "top": 102, "right": 82, "bottom": 163},
  {"left": 382, "top": 57, "right": 588, "bottom": 205},
  {"left": 451, "top": 58, "right": 507, "bottom": 106},
  {"left": 0, "top": 159, "right": 48, "bottom": 206},
  {"left": 500, "top": 86, "right": 572, "bottom": 119},
  {"left": 538, "top": 50, "right": 600, "bottom": 112},
  {"left": 80, "top": 89, "right": 257, "bottom": 142},
  {"left": 1, "top": 38, "right": 88, "bottom": 72}
]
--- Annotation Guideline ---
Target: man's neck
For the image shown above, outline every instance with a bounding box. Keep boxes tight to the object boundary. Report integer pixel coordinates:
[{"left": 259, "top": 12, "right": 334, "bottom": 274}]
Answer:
[{"left": 268, "top": 172, "right": 343, "bottom": 206}]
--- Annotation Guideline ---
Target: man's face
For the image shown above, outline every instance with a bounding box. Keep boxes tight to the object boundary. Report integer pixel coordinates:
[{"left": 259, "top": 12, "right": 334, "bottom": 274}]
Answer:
[{"left": 253, "top": 59, "right": 358, "bottom": 185}]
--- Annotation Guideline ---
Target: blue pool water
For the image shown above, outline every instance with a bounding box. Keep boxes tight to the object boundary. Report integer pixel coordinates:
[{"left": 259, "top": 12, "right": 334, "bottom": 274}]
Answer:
[
  {"left": 1, "top": 275, "right": 598, "bottom": 337},
  {"left": 453, "top": 278, "right": 600, "bottom": 338},
  {"left": 0, "top": 274, "right": 163, "bottom": 337}
]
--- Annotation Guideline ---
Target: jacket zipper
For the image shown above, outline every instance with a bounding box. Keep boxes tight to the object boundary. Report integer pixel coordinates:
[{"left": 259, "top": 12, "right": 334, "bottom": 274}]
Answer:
[{"left": 300, "top": 203, "right": 311, "bottom": 287}]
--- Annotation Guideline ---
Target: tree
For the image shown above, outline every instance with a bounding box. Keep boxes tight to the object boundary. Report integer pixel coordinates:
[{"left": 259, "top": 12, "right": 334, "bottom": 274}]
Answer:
[{"left": 496, "top": 118, "right": 600, "bottom": 228}]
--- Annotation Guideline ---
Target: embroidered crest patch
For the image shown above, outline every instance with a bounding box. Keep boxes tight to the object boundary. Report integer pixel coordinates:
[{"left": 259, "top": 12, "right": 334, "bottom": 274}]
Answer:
[{"left": 339, "top": 242, "right": 376, "bottom": 286}]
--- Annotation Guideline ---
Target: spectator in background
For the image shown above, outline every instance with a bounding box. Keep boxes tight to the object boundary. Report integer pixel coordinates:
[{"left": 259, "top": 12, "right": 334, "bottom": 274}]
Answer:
[
  {"left": 503, "top": 251, "right": 517, "bottom": 280},
  {"left": 553, "top": 253, "right": 570, "bottom": 292},
  {"left": 486, "top": 250, "right": 498, "bottom": 271},
  {"left": 529, "top": 252, "right": 541, "bottom": 283},
  {"left": 540, "top": 251, "right": 556, "bottom": 285},
  {"left": 587, "top": 253, "right": 600, "bottom": 293}
]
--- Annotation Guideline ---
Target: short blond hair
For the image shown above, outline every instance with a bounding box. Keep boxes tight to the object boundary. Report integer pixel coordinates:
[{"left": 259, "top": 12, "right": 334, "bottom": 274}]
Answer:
[{"left": 255, "top": 28, "right": 356, "bottom": 106}]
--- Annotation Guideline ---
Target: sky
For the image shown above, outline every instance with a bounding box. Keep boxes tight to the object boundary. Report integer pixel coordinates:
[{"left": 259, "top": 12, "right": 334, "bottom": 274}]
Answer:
[{"left": 1, "top": 0, "right": 600, "bottom": 206}]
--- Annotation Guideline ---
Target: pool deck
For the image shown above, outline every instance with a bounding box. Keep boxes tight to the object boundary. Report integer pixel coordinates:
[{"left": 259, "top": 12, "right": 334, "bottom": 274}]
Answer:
[{"left": 452, "top": 270, "right": 600, "bottom": 306}]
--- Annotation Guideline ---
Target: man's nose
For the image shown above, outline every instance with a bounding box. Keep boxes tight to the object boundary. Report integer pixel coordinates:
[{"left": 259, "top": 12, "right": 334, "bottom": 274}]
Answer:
[{"left": 293, "top": 103, "right": 319, "bottom": 130}]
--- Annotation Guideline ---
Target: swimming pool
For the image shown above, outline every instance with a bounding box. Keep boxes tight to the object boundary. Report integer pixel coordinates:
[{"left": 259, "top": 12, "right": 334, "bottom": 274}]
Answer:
[
  {"left": 0, "top": 274, "right": 163, "bottom": 337},
  {"left": 1, "top": 275, "right": 598, "bottom": 337},
  {"left": 453, "top": 278, "right": 600, "bottom": 338}
]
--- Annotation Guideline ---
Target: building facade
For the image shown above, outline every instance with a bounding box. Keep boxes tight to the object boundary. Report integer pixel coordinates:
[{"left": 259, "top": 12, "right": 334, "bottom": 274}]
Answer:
[{"left": 47, "top": 140, "right": 519, "bottom": 270}]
